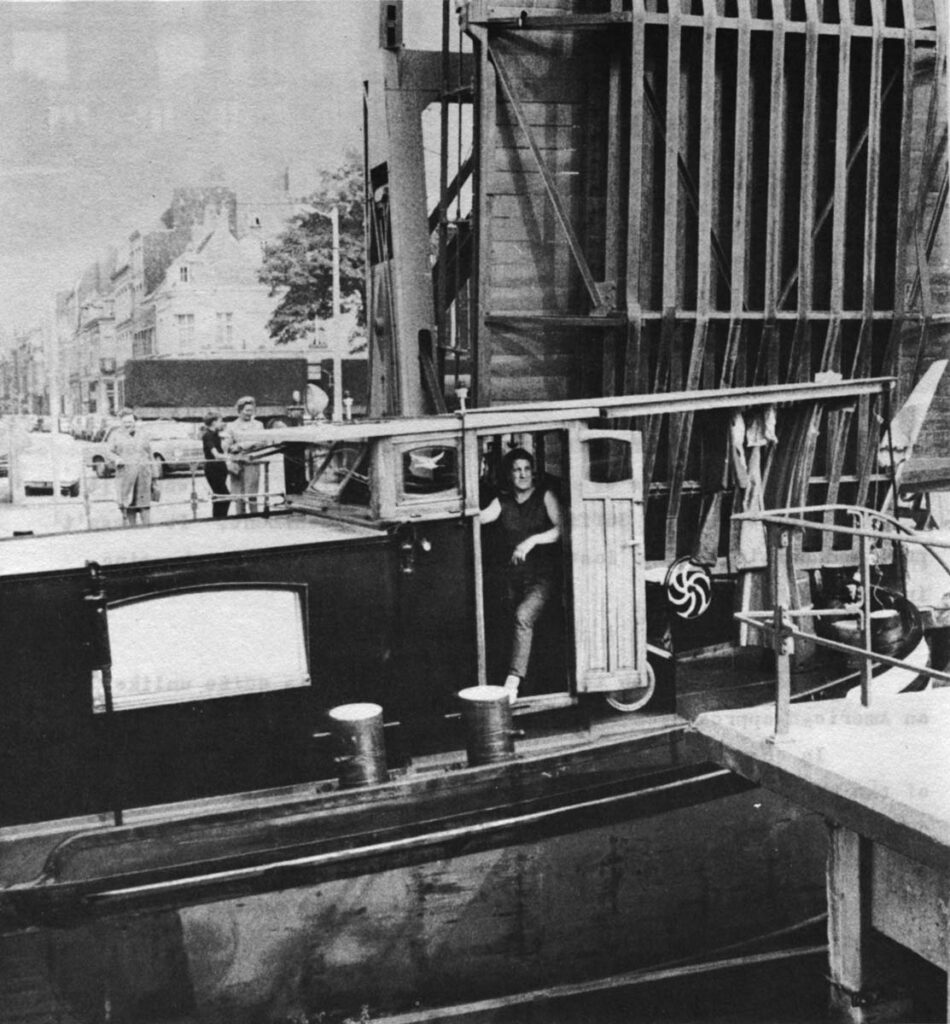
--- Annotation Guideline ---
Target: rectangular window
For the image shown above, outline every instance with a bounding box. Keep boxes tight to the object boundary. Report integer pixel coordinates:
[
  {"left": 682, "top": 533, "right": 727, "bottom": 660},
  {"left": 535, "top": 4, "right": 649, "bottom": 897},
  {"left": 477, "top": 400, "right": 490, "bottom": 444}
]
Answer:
[
  {"left": 215, "top": 312, "right": 234, "bottom": 348},
  {"left": 177, "top": 313, "right": 195, "bottom": 351},
  {"left": 179, "top": 265, "right": 189, "bottom": 283},
  {"left": 94, "top": 585, "right": 310, "bottom": 712}
]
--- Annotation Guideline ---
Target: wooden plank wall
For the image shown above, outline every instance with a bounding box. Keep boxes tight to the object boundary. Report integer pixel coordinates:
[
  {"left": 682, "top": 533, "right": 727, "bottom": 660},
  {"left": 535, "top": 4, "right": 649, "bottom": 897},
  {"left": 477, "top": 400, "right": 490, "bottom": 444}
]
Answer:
[{"left": 470, "top": 0, "right": 946, "bottom": 567}]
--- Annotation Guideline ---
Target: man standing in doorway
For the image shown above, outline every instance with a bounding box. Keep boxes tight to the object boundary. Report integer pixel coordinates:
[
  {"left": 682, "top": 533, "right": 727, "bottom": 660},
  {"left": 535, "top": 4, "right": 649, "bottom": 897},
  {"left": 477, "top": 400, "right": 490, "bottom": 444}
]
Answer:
[{"left": 479, "top": 448, "right": 562, "bottom": 702}]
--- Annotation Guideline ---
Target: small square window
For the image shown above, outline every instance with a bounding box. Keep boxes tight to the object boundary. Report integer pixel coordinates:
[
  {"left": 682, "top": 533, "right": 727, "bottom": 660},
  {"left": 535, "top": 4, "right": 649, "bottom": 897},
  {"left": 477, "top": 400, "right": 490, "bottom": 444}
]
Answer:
[{"left": 400, "top": 445, "right": 459, "bottom": 498}]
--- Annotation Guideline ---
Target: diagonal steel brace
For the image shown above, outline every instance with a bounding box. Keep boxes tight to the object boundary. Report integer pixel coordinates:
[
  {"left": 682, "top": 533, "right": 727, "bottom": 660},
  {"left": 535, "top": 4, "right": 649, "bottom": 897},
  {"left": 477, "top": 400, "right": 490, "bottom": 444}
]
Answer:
[{"left": 489, "top": 44, "right": 608, "bottom": 314}]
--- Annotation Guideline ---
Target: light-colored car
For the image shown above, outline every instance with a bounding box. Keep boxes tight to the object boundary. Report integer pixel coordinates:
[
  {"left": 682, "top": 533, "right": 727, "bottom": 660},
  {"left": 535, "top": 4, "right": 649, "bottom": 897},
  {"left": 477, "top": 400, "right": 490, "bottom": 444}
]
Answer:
[
  {"left": 140, "top": 420, "right": 205, "bottom": 478},
  {"left": 85, "top": 420, "right": 205, "bottom": 479},
  {"left": 18, "top": 432, "right": 84, "bottom": 496}
]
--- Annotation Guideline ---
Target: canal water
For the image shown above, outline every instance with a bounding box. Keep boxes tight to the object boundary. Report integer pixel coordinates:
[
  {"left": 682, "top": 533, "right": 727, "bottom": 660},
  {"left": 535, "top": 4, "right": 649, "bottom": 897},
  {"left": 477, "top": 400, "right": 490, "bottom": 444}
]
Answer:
[{"left": 4, "top": 917, "right": 944, "bottom": 1024}]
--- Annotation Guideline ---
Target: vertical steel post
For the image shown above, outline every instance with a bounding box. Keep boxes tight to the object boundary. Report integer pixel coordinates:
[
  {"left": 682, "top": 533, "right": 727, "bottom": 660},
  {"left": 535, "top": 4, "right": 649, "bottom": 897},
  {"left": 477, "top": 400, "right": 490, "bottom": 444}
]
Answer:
[
  {"left": 769, "top": 526, "right": 792, "bottom": 736},
  {"left": 774, "top": 604, "right": 791, "bottom": 736},
  {"left": 82, "top": 462, "right": 93, "bottom": 530},
  {"left": 331, "top": 205, "right": 343, "bottom": 424},
  {"left": 190, "top": 464, "right": 199, "bottom": 520},
  {"left": 860, "top": 510, "right": 873, "bottom": 707}
]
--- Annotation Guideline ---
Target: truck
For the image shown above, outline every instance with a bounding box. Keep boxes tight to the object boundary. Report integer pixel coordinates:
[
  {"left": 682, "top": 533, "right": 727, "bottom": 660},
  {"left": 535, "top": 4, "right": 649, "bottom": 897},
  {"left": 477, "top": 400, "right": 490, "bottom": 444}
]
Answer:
[{"left": 122, "top": 357, "right": 309, "bottom": 427}]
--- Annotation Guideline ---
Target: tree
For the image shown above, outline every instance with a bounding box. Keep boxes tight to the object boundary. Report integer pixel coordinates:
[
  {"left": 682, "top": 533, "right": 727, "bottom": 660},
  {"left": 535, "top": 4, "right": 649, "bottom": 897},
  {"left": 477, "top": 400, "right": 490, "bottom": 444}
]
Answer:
[{"left": 260, "top": 155, "right": 365, "bottom": 346}]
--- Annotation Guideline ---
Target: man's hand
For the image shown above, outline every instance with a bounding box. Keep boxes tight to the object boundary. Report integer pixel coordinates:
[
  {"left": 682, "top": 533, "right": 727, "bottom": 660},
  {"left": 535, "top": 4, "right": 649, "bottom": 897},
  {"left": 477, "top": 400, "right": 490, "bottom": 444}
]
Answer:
[{"left": 511, "top": 539, "right": 533, "bottom": 564}]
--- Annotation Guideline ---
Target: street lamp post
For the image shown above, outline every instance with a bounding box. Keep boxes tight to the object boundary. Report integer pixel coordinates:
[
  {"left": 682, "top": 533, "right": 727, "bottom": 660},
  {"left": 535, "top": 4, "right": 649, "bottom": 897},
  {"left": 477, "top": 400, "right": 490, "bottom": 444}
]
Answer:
[
  {"left": 329, "top": 205, "right": 342, "bottom": 424},
  {"left": 298, "top": 201, "right": 343, "bottom": 422}
]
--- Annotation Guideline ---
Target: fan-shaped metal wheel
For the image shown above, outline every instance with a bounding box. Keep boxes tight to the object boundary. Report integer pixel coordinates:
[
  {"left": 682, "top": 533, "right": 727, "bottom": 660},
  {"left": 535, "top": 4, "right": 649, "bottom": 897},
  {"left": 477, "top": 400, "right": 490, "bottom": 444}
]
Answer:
[{"left": 605, "top": 660, "right": 656, "bottom": 713}]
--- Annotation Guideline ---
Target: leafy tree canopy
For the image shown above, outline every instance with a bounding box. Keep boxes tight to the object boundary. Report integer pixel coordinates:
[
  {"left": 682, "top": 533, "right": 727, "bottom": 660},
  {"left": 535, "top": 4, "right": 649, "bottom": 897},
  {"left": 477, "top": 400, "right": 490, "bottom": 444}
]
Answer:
[{"left": 260, "top": 154, "right": 364, "bottom": 345}]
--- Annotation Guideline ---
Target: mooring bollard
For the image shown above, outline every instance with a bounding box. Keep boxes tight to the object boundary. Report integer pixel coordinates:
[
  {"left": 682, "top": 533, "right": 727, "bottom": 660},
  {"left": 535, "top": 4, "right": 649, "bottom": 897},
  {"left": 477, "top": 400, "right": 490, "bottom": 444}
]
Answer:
[
  {"left": 458, "top": 686, "right": 518, "bottom": 766},
  {"left": 327, "top": 703, "right": 389, "bottom": 787}
]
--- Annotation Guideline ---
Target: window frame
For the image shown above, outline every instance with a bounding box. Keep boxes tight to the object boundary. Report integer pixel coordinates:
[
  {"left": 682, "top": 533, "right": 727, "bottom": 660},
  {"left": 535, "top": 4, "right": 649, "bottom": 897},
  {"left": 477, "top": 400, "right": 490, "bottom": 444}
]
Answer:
[{"left": 94, "top": 582, "right": 311, "bottom": 713}]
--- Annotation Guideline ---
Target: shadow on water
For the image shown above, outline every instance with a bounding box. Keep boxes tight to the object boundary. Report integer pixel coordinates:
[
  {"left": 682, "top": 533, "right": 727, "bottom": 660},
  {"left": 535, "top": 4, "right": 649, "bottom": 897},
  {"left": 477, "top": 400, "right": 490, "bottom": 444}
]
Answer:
[{"left": 2, "top": 925, "right": 945, "bottom": 1024}]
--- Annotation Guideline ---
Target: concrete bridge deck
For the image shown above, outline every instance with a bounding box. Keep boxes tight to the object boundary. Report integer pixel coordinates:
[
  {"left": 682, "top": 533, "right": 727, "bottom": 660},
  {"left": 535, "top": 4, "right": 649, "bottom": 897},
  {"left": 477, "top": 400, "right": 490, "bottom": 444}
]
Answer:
[{"left": 692, "top": 689, "right": 950, "bottom": 1022}]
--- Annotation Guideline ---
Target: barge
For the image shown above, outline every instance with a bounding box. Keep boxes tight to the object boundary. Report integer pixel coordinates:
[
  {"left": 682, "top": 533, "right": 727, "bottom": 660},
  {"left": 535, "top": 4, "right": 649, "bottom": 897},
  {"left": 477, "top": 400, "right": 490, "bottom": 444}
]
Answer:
[{"left": 1, "top": 0, "right": 947, "bottom": 1018}]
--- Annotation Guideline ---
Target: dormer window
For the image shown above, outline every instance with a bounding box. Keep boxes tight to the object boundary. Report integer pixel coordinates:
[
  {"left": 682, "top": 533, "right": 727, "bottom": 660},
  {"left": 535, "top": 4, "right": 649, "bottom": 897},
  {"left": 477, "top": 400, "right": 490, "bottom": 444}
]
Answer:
[{"left": 179, "top": 265, "right": 189, "bottom": 283}]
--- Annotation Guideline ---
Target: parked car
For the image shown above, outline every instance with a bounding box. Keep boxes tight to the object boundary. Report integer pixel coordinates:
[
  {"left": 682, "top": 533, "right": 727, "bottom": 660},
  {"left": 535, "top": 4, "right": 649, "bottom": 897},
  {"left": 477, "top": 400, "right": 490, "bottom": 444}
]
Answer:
[
  {"left": 85, "top": 420, "right": 204, "bottom": 478},
  {"left": 140, "top": 420, "right": 205, "bottom": 477},
  {"left": 18, "top": 432, "right": 83, "bottom": 496}
]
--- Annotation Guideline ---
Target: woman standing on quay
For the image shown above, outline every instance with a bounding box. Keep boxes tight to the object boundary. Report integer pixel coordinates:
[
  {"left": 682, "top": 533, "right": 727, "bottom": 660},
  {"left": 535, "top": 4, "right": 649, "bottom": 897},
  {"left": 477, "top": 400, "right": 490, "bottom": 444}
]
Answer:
[
  {"left": 109, "top": 407, "right": 155, "bottom": 527},
  {"left": 202, "top": 411, "right": 230, "bottom": 518},
  {"left": 225, "top": 395, "right": 264, "bottom": 515}
]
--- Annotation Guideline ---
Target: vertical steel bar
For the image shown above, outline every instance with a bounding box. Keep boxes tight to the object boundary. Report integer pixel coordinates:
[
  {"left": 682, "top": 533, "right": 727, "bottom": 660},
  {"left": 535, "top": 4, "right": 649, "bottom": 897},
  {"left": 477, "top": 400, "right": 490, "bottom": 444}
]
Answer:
[
  {"left": 830, "top": 1, "right": 852, "bottom": 316},
  {"left": 763, "top": 5, "right": 787, "bottom": 325},
  {"left": 471, "top": 25, "right": 496, "bottom": 406},
  {"left": 662, "top": 0, "right": 683, "bottom": 317},
  {"left": 605, "top": 0, "right": 624, "bottom": 300},
  {"left": 723, "top": 0, "right": 752, "bottom": 388},
  {"left": 656, "top": 0, "right": 683, "bottom": 560},
  {"left": 860, "top": 0, "right": 884, "bottom": 323},
  {"left": 768, "top": 526, "right": 792, "bottom": 737},
  {"left": 904, "top": 23, "right": 945, "bottom": 336},
  {"left": 437, "top": 0, "right": 451, "bottom": 361},
  {"left": 860, "top": 510, "right": 872, "bottom": 707},
  {"left": 190, "top": 463, "right": 199, "bottom": 520},
  {"left": 796, "top": 0, "right": 820, "bottom": 319},
  {"left": 774, "top": 605, "right": 791, "bottom": 736},
  {"left": 852, "top": 4, "right": 885, "bottom": 513},
  {"left": 603, "top": 0, "right": 625, "bottom": 399},
  {"left": 666, "top": 0, "right": 718, "bottom": 558},
  {"left": 463, "top": 418, "right": 488, "bottom": 688},
  {"left": 881, "top": 0, "right": 918, "bottom": 385},
  {"left": 624, "top": 0, "right": 648, "bottom": 397},
  {"left": 891, "top": 0, "right": 917, "bottom": 322},
  {"left": 696, "top": 0, "right": 717, "bottom": 317},
  {"left": 627, "top": 0, "right": 647, "bottom": 324},
  {"left": 82, "top": 461, "right": 93, "bottom": 529}
]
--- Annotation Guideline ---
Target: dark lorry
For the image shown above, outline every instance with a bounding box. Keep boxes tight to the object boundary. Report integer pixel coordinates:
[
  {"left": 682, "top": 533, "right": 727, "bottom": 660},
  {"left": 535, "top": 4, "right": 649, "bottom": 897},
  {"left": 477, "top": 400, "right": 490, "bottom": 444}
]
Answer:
[{"left": 123, "top": 357, "right": 308, "bottom": 426}]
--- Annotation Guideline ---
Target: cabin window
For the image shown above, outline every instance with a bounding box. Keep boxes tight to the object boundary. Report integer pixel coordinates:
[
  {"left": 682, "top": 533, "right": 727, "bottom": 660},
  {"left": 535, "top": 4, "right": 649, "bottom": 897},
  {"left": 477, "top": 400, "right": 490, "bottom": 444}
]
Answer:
[
  {"left": 400, "top": 444, "right": 459, "bottom": 498},
  {"left": 94, "top": 585, "right": 310, "bottom": 712},
  {"left": 586, "top": 436, "right": 633, "bottom": 483},
  {"left": 305, "top": 441, "right": 371, "bottom": 507}
]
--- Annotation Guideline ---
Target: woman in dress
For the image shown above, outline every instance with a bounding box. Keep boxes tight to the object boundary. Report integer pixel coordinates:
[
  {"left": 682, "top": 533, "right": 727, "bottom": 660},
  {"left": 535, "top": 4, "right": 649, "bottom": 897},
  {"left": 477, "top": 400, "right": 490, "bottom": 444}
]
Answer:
[
  {"left": 202, "top": 411, "right": 230, "bottom": 519},
  {"left": 109, "top": 407, "right": 155, "bottom": 526},
  {"left": 224, "top": 395, "right": 264, "bottom": 515}
]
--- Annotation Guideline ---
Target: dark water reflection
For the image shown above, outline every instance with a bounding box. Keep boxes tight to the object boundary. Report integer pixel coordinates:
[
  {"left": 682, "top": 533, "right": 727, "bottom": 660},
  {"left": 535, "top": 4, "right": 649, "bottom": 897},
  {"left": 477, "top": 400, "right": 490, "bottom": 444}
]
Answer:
[{"left": 4, "top": 927, "right": 944, "bottom": 1024}]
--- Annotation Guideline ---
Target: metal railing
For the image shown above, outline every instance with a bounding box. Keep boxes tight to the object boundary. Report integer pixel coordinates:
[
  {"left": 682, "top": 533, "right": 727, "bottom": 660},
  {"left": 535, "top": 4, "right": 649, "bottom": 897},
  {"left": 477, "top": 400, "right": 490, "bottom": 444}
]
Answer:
[
  {"left": 6, "top": 455, "right": 288, "bottom": 531},
  {"left": 732, "top": 504, "right": 950, "bottom": 737}
]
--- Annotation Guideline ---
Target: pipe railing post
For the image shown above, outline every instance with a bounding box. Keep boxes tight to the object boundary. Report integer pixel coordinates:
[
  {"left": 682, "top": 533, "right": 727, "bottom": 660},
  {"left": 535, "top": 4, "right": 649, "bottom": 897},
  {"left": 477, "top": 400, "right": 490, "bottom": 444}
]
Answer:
[
  {"left": 773, "top": 604, "right": 792, "bottom": 737},
  {"left": 768, "top": 526, "right": 793, "bottom": 738},
  {"left": 82, "top": 460, "right": 93, "bottom": 530},
  {"left": 190, "top": 464, "right": 199, "bottom": 520},
  {"left": 859, "top": 509, "right": 873, "bottom": 707}
]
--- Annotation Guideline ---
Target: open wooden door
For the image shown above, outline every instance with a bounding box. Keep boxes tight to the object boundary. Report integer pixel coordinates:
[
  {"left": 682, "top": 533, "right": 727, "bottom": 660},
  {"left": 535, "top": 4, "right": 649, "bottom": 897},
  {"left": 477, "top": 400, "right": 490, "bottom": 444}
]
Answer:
[{"left": 568, "top": 426, "right": 649, "bottom": 699}]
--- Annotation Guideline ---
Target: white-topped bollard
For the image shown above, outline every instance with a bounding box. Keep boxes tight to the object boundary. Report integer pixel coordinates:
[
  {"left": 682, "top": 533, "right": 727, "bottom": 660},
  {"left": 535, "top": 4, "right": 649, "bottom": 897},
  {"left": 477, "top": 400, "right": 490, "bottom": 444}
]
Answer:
[
  {"left": 458, "top": 686, "right": 517, "bottom": 766},
  {"left": 327, "top": 703, "right": 389, "bottom": 788}
]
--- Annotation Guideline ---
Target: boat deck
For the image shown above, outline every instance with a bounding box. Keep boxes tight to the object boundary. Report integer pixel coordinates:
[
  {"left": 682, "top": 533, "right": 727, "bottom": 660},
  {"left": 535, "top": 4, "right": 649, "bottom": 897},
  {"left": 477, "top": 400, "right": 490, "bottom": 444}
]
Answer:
[{"left": 0, "top": 512, "right": 385, "bottom": 577}]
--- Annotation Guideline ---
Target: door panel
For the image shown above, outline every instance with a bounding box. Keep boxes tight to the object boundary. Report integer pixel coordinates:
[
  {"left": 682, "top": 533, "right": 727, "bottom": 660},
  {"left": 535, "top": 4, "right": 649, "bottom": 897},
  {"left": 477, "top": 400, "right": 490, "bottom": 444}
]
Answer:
[{"left": 569, "top": 427, "right": 647, "bottom": 693}]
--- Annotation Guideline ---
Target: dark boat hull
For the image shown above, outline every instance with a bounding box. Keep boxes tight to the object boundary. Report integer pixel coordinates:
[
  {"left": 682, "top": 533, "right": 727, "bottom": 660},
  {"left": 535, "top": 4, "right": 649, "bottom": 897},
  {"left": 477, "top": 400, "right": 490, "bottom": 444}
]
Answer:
[{"left": 0, "top": 764, "right": 826, "bottom": 1022}]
